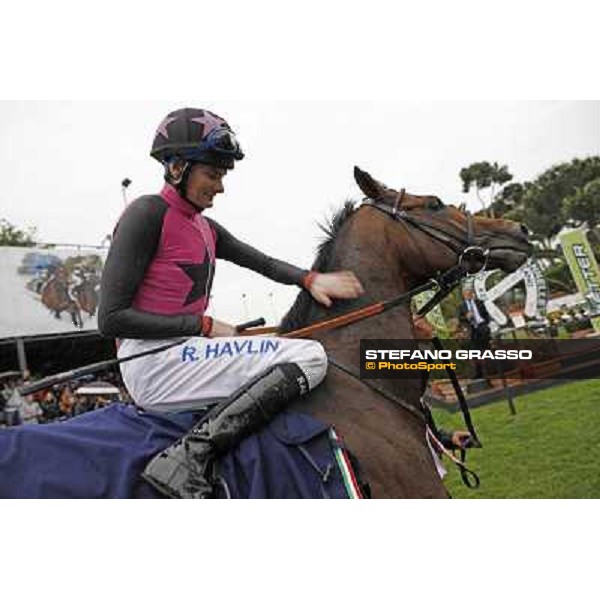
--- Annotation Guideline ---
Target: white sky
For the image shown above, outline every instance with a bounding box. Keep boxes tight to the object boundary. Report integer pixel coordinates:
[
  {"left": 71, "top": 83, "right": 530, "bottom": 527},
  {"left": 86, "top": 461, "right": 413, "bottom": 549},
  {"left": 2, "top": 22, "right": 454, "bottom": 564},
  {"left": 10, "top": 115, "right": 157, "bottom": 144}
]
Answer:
[{"left": 1, "top": 101, "right": 598, "bottom": 324}]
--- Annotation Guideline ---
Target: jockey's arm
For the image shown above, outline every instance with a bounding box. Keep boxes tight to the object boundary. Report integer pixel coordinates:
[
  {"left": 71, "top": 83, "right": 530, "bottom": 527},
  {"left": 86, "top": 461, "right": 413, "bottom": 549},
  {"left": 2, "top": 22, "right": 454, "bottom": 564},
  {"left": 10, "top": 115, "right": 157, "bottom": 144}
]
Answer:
[
  {"left": 208, "top": 219, "right": 363, "bottom": 305},
  {"left": 208, "top": 218, "right": 310, "bottom": 285}
]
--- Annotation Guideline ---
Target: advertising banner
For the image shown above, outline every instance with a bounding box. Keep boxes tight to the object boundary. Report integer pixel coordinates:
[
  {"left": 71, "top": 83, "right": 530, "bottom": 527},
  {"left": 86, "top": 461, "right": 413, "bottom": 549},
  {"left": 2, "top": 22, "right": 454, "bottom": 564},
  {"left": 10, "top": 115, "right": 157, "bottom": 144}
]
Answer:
[
  {"left": 0, "top": 246, "right": 107, "bottom": 339},
  {"left": 559, "top": 228, "right": 600, "bottom": 332},
  {"left": 412, "top": 289, "right": 448, "bottom": 336},
  {"left": 473, "top": 258, "right": 548, "bottom": 327}
]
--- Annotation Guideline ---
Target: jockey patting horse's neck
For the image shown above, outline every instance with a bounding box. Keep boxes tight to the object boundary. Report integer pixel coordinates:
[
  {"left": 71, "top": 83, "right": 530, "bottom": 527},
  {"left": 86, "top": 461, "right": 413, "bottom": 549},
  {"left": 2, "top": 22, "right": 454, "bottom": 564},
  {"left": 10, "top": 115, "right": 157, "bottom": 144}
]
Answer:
[
  {"left": 280, "top": 167, "right": 531, "bottom": 498},
  {"left": 98, "top": 107, "right": 364, "bottom": 499}
]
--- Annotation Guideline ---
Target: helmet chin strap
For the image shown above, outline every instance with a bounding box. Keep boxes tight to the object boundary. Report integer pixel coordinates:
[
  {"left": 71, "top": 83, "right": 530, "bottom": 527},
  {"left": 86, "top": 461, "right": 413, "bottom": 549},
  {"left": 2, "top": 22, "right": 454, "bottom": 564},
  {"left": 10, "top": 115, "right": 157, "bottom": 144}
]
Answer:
[{"left": 164, "top": 159, "right": 196, "bottom": 206}]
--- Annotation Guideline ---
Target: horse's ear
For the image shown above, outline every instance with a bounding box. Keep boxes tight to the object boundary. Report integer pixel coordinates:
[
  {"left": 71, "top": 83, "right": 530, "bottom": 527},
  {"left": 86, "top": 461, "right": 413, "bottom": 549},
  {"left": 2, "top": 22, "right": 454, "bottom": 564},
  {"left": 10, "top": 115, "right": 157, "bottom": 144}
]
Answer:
[{"left": 354, "top": 166, "right": 391, "bottom": 200}]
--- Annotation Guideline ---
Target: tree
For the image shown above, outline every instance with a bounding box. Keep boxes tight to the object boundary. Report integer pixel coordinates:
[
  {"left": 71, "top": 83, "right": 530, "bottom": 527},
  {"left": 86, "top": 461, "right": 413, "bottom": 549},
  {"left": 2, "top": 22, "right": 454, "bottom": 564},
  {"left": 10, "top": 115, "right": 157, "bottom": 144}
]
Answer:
[
  {"left": 562, "top": 177, "right": 600, "bottom": 228},
  {"left": 543, "top": 261, "right": 578, "bottom": 294},
  {"left": 459, "top": 161, "right": 513, "bottom": 217},
  {"left": 459, "top": 156, "right": 600, "bottom": 296},
  {"left": 489, "top": 182, "right": 525, "bottom": 219},
  {"left": 519, "top": 157, "right": 600, "bottom": 248},
  {"left": 0, "top": 219, "right": 37, "bottom": 246}
]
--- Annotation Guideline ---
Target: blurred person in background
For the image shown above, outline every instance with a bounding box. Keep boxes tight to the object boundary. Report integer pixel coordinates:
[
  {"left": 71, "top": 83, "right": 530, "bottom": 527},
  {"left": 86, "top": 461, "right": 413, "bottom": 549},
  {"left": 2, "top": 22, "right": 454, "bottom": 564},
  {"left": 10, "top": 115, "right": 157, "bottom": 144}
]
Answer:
[
  {"left": 458, "top": 288, "right": 491, "bottom": 379},
  {"left": 40, "top": 389, "right": 62, "bottom": 423},
  {"left": 20, "top": 393, "right": 43, "bottom": 425},
  {"left": 5, "top": 379, "right": 24, "bottom": 426}
]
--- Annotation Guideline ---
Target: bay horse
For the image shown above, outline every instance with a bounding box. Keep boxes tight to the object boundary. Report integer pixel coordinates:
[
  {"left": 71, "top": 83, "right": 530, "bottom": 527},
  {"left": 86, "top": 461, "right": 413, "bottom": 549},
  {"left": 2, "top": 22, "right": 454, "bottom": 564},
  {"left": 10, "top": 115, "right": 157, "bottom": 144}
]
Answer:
[
  {"left": 1, "top": 167, "right": 530, "bottom": 499},
  {"left": 280, "top": 167, "right": 531, "bottom": 498},
  {"left": 41, "top": 272, "right": 83, "bottom": 328},
  {"left": 73, "top": 276, "right": 100, "bottom": 317}
]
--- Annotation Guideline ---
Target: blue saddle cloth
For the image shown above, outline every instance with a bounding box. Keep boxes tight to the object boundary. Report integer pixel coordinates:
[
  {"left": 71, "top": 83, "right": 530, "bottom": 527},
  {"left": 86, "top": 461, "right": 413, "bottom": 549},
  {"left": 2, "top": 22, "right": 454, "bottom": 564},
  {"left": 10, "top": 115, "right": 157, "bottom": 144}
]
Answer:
[{"left": 0, "top": 404, "right": 354, "bottom": 499}]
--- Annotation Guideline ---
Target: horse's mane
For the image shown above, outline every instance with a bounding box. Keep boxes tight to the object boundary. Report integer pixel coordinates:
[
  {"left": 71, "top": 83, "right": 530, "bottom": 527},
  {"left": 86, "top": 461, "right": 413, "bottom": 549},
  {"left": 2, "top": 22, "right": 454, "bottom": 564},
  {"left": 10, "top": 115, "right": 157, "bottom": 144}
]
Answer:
[{"left": 279, "top": 200, "right": 358, "bottom": 333}]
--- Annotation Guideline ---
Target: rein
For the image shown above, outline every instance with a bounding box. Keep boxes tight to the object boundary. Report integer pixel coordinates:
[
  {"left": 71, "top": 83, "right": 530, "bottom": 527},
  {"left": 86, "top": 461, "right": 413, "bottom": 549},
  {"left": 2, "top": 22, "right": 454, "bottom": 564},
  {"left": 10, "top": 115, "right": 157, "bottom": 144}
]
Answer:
[
  {"left": 244, "top": 195, "right": 485, "bottom": 486},
  {"left": 241, "top": 276, "right": 454, "bottom": 339},
  {"left": 21, "top": 194, "right": 486, "bottom": 488},
  {"left": 244, "top": 195, "right": 488, "bottom": 339},
  {"left": 267, "top": 194, "right": 486, "bottom": 485},
  {"left": 352, "top": 195, "right": 485, "bottom": 486}
]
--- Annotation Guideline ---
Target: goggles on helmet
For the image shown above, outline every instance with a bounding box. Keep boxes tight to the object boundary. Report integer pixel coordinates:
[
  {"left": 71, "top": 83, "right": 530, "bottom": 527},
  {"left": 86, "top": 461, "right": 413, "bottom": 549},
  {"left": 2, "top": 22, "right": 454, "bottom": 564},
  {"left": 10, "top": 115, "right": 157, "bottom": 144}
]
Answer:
[{"left": 180, "top": 126, "right": 245, "bottom": 162}]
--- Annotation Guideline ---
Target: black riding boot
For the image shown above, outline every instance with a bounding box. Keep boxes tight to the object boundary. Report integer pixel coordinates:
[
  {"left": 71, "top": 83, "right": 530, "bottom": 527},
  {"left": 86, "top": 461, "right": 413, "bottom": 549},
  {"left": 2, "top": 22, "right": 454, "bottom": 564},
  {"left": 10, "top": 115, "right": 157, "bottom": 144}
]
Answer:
[{"left": 141, "top": 363, "right": 309, "bottom": 499}]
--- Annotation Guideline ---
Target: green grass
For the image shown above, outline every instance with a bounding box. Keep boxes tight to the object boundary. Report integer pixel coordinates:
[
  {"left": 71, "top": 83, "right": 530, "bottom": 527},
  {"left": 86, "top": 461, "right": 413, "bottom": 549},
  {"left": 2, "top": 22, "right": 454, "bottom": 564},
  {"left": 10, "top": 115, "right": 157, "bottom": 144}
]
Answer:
[{"left": 431, "top": 379, "right": 600, "bottom": 498}]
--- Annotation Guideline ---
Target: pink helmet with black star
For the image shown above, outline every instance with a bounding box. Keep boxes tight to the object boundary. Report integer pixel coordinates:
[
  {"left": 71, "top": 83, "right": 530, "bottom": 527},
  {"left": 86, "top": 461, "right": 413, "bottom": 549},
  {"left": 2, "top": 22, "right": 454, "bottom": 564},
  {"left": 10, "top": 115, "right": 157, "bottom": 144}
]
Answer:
[{"left": 150, "top": 107, "right": 244, "bottom": 169}]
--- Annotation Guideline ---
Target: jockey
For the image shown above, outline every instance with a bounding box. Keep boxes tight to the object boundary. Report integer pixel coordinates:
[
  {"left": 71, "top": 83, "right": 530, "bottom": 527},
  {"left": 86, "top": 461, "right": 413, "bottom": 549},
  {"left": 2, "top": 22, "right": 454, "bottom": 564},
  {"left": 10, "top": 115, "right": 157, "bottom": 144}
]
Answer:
[
  {"left": 98, "top": 107, "right": 364, "bottom": 498},
  {"left": 69, "top": 266, "right": 85, "bottom": 298}
]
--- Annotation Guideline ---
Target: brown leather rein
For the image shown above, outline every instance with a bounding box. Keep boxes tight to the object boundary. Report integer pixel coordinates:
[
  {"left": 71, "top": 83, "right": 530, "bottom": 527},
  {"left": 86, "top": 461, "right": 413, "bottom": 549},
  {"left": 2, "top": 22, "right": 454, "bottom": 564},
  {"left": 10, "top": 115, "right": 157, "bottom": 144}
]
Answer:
[
  {"left": 239, "top": 277, "right": 443, "bottom": 339},
  {"left": 241, "top": 194, "right": 486, "bottom": 340},
  {"left": 239, "top": 196, "right": 486, "bottom": 456}
]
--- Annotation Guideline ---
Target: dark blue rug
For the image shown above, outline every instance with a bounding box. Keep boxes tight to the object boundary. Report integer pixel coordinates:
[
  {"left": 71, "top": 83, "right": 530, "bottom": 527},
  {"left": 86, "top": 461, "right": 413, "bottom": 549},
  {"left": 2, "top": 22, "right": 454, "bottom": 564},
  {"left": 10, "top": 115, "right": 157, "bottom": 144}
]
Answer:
[{"left": 0, "top": 404, "right": 357, "bottom": 499}]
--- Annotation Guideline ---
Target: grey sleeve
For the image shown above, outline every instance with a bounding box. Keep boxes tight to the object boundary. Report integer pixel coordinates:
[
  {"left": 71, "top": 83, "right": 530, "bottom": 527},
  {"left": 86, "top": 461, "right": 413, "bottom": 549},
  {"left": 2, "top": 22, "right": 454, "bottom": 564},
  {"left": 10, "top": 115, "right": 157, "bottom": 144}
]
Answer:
[{"left": 208, "top": 219, "right": 309, "bottom": 285}]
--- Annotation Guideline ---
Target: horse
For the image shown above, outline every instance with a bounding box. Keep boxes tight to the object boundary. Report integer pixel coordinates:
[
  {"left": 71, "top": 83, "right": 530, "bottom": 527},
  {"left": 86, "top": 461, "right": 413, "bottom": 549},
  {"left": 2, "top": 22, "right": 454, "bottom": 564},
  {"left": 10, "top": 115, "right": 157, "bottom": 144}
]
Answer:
[
  {"left": 0, "top": 167, "right": 530, "bottom": 498},
  {"left": 73, "top": 277, "right": 99, "bottom": 317},
  {"left": 279, "top": 167, "right": 531, "bottom": 498},
  {"left": 41, "top": 276, "right": 83, "bottom": 328}
]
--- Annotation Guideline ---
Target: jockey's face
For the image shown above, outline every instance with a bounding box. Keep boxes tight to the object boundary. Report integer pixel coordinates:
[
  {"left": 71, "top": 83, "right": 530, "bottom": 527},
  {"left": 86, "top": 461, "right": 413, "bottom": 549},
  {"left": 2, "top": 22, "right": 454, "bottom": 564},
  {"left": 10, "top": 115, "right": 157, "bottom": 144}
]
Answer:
[{"left": 185, "top": 163, "right": 227, "bottom": 210}]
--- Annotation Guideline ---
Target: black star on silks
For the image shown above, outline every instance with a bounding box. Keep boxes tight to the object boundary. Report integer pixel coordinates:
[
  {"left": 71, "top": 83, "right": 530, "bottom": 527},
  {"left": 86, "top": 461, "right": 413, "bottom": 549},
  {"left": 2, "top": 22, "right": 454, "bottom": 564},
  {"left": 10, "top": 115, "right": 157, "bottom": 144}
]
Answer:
[{"left": 178, "top": 261, "right": 213, "bottom": 306}]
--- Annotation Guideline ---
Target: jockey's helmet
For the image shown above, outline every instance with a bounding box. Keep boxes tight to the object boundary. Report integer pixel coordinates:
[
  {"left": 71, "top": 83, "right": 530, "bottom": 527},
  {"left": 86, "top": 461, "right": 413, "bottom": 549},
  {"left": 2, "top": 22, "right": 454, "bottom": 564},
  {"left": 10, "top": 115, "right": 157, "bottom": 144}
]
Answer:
[{"left": 150, "top": 108, "right": 244, "bottom": 170}]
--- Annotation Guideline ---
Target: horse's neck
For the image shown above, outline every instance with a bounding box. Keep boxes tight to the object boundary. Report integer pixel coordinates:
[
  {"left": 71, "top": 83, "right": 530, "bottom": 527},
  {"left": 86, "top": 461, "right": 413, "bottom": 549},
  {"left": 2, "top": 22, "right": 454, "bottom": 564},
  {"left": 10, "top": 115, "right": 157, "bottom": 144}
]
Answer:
[
  {"left": 318, "top": 215, "right": 415, "bottom": 331},
  {"left": 307, "top": 225, "right": 424, "bottom": 404}
]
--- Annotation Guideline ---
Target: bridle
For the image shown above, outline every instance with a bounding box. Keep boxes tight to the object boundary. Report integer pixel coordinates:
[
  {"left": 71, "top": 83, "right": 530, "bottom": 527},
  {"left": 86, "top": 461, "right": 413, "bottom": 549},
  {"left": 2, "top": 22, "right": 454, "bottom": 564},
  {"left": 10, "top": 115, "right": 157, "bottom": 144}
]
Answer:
[
  {"left": 265, "top": 193, "right": 493, "bottom": 342},
  {"left": 325, "top": 191, "right": 493, "bottom": 487},
  {"left": 362, "top": 189, "right": 490, "bottom": 279}
]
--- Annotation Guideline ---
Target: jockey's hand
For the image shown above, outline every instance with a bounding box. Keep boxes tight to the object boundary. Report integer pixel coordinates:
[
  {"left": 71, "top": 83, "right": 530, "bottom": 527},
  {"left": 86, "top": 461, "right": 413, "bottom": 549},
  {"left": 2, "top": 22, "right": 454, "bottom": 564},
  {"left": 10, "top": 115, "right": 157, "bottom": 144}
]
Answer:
[
  {"left": 456, "top": 326, "right": 469, "bottom": 339},
  {"left": 306, "top": 271, "right": 364, "bottom": 307},
  {"left": 413, "top": 315, "right": 433, "bottom": 340},
  {"left": 451, "top": 430, "right": 472, "bottom": 449},
  {"left": 208, "top": 318, "right": 238, "bottom": 338}
]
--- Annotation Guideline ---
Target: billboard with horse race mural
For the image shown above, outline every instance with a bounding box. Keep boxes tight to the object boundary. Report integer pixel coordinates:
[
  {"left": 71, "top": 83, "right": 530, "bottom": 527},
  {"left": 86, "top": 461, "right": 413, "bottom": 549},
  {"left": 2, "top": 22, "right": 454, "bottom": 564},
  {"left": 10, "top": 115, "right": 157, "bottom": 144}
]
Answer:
[{"left": 0, "top": 246, "right": 107, "bottom": 339}]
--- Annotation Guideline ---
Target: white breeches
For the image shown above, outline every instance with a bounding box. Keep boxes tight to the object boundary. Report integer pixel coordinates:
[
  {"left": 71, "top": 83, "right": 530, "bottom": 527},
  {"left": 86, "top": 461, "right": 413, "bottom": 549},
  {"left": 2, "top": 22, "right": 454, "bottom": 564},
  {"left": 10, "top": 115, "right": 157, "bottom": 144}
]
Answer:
[{"left": 118, "top": 336, "right": 328, "bottom": 413}]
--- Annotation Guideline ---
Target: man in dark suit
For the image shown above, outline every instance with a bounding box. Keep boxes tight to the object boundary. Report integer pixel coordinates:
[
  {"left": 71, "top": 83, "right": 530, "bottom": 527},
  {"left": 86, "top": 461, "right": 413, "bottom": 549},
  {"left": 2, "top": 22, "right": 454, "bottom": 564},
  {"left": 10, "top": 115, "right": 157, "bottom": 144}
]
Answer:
[{"left": 458, "top": 288, "right": 492, "bottom": 379}]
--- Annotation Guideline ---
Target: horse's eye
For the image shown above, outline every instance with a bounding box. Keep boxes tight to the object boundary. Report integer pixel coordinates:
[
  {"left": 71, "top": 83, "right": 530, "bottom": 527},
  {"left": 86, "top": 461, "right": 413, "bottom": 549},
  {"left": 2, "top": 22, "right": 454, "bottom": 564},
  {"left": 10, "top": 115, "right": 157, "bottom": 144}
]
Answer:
[{"left": 427, "top": 197, "right": 444, "bottom": 211}]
